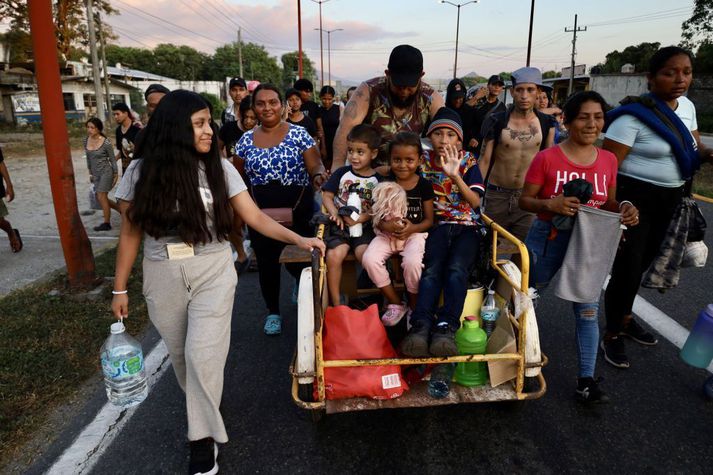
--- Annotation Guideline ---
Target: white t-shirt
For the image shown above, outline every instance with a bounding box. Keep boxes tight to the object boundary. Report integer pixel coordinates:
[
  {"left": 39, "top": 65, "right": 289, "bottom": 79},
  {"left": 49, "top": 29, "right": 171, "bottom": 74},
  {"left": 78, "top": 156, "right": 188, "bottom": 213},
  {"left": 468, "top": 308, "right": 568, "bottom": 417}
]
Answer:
[
  {"left": 115, "top": 158, "right": 247, "bottom": 261},
  {"left": 605, "top": 95, "right": 698, "bottom": 188}
]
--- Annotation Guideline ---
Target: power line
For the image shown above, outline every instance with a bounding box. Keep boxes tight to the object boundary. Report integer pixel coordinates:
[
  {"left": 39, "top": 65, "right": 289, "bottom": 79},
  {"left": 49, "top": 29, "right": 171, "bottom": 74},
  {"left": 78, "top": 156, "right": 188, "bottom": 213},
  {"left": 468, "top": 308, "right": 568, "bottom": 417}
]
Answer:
[
  {"left": 176, "top": 0, "right": 235, "bottom": 38},
  {"left": 113, "top": 0, "right": 225, "bottom": 45}
]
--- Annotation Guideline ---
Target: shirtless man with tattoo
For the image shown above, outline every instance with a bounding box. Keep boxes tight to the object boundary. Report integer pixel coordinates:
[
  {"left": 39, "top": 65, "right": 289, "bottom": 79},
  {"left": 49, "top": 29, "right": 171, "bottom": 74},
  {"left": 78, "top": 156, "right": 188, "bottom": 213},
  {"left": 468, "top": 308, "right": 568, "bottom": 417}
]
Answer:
[
  {"left": 332, "top": 45, "right": 444, "bottom": 168},
  {"left": 478, "top": 67, "right": 555, "bottom": 242}
]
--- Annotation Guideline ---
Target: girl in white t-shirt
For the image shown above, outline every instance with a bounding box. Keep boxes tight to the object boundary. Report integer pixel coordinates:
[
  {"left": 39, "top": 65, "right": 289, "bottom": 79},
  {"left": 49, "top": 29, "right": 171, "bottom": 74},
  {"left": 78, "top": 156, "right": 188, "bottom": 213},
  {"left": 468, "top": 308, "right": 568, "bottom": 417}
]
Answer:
[{"left": 111, "top": 90, "right": 324, "bottom": 475}]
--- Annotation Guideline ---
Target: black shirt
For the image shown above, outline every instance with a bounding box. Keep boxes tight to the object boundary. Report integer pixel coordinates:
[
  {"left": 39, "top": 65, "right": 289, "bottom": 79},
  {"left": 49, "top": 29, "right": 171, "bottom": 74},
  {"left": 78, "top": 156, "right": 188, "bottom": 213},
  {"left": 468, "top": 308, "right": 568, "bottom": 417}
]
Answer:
[
  {"left": 301, "top": 100, "right": 320, "bottom": 121},
  {"left": 115, "top": 124, "right": 141, "bottom": 172},
  {"left": 287, "top": 115, "right": 317, "bottom": 138},
  {"left": 472, "top": 99, "right": 506, "bottom": 144},
  {"left": 219, "top": 121, "right": 246, "bottom": 157},
  {"left": 385, "top": 174, "right": 436, "bottom": 225}
]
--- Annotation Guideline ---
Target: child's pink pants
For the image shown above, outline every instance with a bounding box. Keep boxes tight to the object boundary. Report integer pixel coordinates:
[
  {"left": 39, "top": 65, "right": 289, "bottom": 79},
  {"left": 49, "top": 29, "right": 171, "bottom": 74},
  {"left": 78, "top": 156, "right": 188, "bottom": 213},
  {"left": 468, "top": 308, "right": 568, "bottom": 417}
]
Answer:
[{"left": 362, "top": 232, "right": 428, "bottom": 294}]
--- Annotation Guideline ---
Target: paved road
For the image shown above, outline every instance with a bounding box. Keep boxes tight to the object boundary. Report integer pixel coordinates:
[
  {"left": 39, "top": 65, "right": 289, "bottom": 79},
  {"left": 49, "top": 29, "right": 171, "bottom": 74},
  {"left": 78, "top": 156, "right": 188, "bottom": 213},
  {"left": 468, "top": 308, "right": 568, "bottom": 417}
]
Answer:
[{"left": 24, "top": 202, "right": 713, "bottom": 474}]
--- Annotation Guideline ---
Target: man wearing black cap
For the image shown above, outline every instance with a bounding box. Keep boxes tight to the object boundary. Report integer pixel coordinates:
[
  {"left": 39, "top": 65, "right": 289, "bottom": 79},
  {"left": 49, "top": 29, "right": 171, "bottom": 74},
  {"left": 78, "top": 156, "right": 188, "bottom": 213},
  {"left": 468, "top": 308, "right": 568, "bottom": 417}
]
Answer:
[
  {"left": 331, "top": 44, "right": 444, "bottom": 167},
  {"left": 144, "top": 83, "right": 170, "bottom": 118},
  {"left": 221, "top": 77, "right": 248, "bottom": 124},
  {"left": 466, "top": 74, "right": 506, "bottom": 154},
  {"left": 478, "top": 67, "right": 555, "bottom": 243},
  {"left": 293, "top": 78, "right": 320, "bottom": 120}
]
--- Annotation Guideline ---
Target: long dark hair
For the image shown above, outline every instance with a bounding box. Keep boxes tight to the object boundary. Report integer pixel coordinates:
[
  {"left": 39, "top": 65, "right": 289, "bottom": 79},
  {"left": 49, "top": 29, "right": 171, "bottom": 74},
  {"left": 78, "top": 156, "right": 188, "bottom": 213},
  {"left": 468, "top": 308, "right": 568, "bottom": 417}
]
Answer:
[{"left": 128, "top": 90, "right": 233, "bottom": 245}]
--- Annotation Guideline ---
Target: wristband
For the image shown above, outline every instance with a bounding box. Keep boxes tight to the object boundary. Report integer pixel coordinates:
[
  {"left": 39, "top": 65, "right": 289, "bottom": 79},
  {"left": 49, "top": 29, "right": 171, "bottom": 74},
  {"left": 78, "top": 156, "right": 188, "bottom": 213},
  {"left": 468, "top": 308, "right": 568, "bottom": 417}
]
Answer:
[
  {"left": 112, "top": 290, "right": 128, "bottom": 295},
  {"left": 619, "top": 200, "right": 633, "bottom": 210}
]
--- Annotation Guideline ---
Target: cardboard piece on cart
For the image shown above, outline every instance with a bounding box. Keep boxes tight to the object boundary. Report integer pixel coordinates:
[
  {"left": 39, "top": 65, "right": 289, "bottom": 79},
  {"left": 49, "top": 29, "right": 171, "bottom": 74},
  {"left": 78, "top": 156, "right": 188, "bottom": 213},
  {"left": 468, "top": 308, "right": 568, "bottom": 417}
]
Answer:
[{"left": 486, "top": 298, "right": 518, "bottom": 387}]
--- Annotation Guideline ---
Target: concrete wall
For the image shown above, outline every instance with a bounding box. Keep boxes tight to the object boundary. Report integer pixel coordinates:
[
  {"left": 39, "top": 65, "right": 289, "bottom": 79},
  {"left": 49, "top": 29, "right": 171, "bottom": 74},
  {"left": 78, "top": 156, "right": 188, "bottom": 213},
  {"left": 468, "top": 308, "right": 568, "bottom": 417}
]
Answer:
[
  {"left": 119, "top": 79, "right": 225, "bottom": 102},
  {"left": 589, "top": 74, "right": 648, "bottom": 107},
  {"left": 688, "top": 75, "right": 713, "bottom": 115}
]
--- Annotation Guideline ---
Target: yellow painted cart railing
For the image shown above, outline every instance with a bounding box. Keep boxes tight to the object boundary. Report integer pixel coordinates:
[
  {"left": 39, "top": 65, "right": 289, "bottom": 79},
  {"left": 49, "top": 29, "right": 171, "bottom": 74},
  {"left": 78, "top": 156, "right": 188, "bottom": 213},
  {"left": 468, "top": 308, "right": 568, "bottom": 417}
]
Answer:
[{"left": 288, "top": 213, "right": 547, "bottom": 417}]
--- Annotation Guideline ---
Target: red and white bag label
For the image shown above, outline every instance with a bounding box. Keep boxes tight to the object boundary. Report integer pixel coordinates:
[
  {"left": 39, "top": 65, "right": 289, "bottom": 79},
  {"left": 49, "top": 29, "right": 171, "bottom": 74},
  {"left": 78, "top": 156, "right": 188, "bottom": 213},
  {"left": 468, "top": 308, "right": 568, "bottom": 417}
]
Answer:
[{"left": 381, "top": 373, "right": 402, "bottom": 389}]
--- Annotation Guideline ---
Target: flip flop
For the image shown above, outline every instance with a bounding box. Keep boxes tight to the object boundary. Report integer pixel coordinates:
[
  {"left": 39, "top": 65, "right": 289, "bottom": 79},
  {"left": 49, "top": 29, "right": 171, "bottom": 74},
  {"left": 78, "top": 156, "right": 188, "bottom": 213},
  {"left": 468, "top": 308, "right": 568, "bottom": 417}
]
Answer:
[
  {"left": 263, "top": 314, "right": 282, "bottom": 335},
  {"left": 10, "top": 229, "right": 22, "bottom": 253}
]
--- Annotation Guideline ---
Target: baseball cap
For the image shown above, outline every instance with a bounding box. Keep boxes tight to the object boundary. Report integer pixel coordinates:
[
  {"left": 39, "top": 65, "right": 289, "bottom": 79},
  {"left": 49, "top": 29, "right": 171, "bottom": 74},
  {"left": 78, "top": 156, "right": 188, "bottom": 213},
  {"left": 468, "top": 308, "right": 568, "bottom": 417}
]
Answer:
[
  {"left": 426, "top": 107, "right": 463, "bottom": 142},
  {"left": 144, "top": 83, "right": 170, "bottom": 100},
  {"left": 488, "top": 74, "right": 505, "bottom": 86},
  {"left": 229, "top": 77, "right": 247, "bottom": 89},
  {"left": 387, "top": 45, "right": 423, "bottom": 87},
  {"left": 511, "top": 67, "right": 545, "bottom": 87}
]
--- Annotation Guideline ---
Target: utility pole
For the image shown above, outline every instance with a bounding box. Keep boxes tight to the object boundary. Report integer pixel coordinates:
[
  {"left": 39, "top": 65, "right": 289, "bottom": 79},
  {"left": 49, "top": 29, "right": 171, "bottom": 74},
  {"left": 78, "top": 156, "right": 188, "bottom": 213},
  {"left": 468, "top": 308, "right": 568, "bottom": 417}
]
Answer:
[
  {"left": 297, "top": 0, "right": 303, "bottom": 79},
  {"left": 565, "top": 14, "right": 586, "bottom": 97},
  {"left": 237, "top": 28, "right": 244, "bottom": 78},
  {"left": 85, "top": 0, "right": 105, "bottom": 120},
  {"left": 28, "top": 0, "right": 97, "bottom": 288},
  {"left": 526, "top": 0, "right": 535, "bottom": 66},
  {"left": 440, "top": 1, "right": 478, "bottom": 80},
  {"left": 311, "top": 0, "right": 330, "bottom": 87},
  {"left": 316, "top": 28, "right": 343, "bottom": 86},
  {"left": 97, "top": 9, "right": 112, "bottom": 117}
]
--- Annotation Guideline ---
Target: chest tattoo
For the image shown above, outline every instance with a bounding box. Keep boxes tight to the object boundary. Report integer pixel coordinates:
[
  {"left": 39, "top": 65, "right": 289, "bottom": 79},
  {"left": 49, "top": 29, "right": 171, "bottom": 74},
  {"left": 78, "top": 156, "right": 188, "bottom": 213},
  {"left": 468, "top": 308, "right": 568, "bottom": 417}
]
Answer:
[{"left": 505, "top": 124, "right": 538, "bottom": 143}]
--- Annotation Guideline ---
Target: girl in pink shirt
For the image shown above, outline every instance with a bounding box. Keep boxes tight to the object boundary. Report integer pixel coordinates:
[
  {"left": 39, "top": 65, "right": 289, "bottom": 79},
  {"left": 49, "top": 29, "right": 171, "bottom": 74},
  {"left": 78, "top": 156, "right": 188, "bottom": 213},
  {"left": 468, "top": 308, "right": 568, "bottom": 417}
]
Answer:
[{"left": 519, "top": 91, "right": 638, "bottom": 404}]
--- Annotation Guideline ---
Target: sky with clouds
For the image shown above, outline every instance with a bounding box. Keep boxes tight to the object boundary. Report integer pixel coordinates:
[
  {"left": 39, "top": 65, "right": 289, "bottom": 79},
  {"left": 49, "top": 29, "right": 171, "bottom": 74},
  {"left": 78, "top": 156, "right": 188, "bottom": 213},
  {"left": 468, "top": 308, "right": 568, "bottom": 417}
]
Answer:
[{"left": 105, "top": 0, "right": 692, "bottom": 83}]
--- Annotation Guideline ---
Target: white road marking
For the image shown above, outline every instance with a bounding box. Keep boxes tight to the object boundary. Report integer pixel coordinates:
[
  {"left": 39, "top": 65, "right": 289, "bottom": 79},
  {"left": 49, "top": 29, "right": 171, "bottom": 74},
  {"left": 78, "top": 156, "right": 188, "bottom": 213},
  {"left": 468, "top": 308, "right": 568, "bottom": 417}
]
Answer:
[
  {"left": 603, "top": 276, "right": 713, "bottom": 373},
  {"left": 46, "top": 341, "right": 171, "bottom": 475},
  {"left": 631, "top": 295, "right": 713, "bottom": 373}
]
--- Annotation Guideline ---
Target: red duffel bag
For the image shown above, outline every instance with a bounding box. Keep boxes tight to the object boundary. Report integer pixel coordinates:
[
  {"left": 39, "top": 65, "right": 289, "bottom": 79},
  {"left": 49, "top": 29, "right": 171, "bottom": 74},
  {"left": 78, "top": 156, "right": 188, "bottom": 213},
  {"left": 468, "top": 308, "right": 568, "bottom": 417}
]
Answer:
[{"left": 320, "top": 304, "right": 408, "bottom": 400}]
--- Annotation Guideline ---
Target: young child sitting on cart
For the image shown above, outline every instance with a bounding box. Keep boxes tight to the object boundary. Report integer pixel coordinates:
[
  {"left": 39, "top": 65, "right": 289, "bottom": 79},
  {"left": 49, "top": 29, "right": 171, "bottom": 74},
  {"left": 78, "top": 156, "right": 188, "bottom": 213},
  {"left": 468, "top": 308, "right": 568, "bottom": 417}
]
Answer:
[
  {"left": 322, "top": 124, "right": 384, "bottom": 306},
  {"left": 399, "top": 107, "right": 485, "bottom": 357},
  {"left": 363, "top": 132, "right": 435, "bottom": 326}
]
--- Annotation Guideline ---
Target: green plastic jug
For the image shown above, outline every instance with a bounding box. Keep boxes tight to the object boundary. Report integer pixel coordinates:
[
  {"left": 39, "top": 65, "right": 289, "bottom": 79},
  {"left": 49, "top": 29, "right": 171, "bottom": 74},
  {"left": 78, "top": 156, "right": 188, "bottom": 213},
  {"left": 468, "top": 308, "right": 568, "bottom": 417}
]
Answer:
[{"left": 454, "top": 316, "right": 489, "bottom": 387}]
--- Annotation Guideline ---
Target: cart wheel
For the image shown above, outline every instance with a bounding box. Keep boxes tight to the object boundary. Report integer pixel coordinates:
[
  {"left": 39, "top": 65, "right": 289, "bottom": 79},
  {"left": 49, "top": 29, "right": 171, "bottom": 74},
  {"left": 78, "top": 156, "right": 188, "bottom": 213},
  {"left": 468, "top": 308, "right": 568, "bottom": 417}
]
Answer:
[{"left": 298, "top": 383, "right": 315, "bottom": 403}]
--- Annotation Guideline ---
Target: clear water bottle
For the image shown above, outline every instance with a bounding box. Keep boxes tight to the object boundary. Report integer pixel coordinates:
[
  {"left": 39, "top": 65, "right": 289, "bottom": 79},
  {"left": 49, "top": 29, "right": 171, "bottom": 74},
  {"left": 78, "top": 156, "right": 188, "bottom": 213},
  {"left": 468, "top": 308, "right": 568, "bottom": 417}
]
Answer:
[
  {"left": 480, "top": 289, "right": 500, "bottom": 338},
  {"left": 427, "top": 363, "right": 455, "bottom": 399},
  {"left": 346, "top": 183, "right": 363, "bottom": 238},
  {"left": 100, "top": 321, "right": 148, "bottom": 407}
]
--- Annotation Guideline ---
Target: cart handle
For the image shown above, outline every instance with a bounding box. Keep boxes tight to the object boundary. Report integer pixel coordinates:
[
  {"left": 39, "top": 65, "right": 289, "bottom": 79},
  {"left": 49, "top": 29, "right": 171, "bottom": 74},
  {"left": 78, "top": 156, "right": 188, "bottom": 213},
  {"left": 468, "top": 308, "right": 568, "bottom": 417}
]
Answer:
[{"left": 482, "top": 213, "right": 530, "bottom": 292}]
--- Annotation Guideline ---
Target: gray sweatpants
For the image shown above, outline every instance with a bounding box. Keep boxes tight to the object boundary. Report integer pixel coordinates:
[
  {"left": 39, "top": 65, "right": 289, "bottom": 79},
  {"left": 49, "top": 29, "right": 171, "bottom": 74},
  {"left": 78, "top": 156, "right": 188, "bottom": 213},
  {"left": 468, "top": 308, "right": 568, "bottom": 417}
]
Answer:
[{"left": 143, "top": 247, "right": 237, "bottom": 443}]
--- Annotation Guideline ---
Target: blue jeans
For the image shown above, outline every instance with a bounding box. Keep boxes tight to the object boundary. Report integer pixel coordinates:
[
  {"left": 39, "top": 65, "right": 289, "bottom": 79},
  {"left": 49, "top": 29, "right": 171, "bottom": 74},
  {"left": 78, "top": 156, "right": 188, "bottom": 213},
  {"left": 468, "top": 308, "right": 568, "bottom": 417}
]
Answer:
[
  {"left": 525, "top": 219, "right": 599, "bottom": 378},
  {"left": 410, "top": 224, "right": 480, "bottom": 329}
]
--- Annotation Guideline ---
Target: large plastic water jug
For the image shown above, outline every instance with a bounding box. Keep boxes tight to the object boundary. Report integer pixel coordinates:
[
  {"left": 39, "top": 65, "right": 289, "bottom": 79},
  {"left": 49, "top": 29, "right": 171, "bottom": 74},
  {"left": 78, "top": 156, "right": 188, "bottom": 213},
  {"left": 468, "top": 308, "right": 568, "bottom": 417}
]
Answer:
[
  {"left": 454, "top": 316, "right": 489, "bottom": 387},
  {"left": 100, "top": 321, "right": 148, "bottom": 407},
  {"left": 680, "top": 304, "right": 713, "bottom": 369}
]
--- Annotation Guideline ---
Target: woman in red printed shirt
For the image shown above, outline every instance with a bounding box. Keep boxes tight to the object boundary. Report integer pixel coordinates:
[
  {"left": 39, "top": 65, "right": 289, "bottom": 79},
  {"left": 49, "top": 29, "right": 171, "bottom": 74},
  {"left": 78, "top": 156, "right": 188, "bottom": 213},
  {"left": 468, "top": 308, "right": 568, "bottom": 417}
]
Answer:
[{"left": 519, "top": 91, "right": 639, "bottom": 404}]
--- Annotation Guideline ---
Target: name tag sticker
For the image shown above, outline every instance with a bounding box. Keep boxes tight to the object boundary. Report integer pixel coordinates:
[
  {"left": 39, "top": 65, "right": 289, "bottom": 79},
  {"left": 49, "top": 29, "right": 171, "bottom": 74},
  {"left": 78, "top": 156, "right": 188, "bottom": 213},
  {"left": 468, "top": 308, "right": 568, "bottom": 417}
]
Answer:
[{"left": 166, "top": 243, "right": 195, "bottom": 260}]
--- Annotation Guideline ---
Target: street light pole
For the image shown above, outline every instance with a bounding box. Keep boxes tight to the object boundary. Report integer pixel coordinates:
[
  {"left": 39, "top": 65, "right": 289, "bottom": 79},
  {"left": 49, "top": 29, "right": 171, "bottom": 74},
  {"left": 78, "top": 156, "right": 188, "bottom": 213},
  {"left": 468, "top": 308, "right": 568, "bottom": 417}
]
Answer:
[
  {"left": 315, "top": 28, "right": 343, "bottom": 86},
  {"left": 526, "top": 0, "right": 535, "bottom": 66},
  {"left": 297, "top": 0, "right": 303, "bottom": 78},
  {"left": 311, "top": 0, "right": 331, "bottom": 87},
  {"left": 440, "top": 0, "right": 478, "bottom": 80}
]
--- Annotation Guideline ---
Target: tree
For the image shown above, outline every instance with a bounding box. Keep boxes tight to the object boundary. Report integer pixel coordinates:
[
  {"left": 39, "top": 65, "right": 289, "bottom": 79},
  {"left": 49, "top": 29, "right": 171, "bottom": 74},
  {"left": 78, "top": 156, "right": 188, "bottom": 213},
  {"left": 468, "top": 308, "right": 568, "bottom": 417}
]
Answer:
[
  {"left": 105, "top": 45, "right": 155, "bottom": 72},
  {"left": 0, "top": 29, "right": 33, "bottom": 63},
  {"left": 199, "top": 92, "right": 224, "bottom": 120},
  {"left": 498, "top": 72, "right": 512, "bottom": 80},
  {"left": 461, "top": 76, "right": 487, "bottom": 88},
  {"left": 593, "top": 42, "right": 661, "bottom": 73},
  {"left": 280, "top": 52, "right": 317, "bottom": 89},
  {"left": 204, "top": 42, "right": 281, "bottom": 84},
  {"left": 681, "top": 0, "right": 713, "bottom": 51},
  {"left": 152, "top": 44, "right": 209, "bottom": 81},
  {"left": 0, "top": 0, "right": 116, "bottom": 60},
  {"left": 542, "top": 70, "right": 561, "bottom": 79},
  {"left": 694, "top": 41, "right": 713, "bottom": 74}
]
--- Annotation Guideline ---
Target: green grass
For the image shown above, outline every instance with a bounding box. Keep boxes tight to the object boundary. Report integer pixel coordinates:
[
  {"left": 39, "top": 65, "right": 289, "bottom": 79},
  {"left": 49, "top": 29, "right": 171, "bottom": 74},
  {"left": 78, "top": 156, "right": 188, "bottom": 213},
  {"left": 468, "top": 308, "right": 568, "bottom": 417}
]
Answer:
[
  {"left": 0, "top": 122, "right": 87, "bottom": 158},
  {"left": 0, "top": 246, "right": 148, "bottom": 469},
  {"left": 693, "top": 162, "right": 713, "bottom": 198}
]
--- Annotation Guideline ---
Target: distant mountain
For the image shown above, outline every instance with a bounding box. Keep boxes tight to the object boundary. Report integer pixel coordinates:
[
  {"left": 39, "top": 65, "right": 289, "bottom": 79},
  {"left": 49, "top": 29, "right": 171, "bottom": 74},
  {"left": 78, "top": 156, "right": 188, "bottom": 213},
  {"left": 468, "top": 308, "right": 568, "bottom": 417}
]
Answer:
[{"left": 462, "top": 71, "right": 480, "bottom": 78}]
